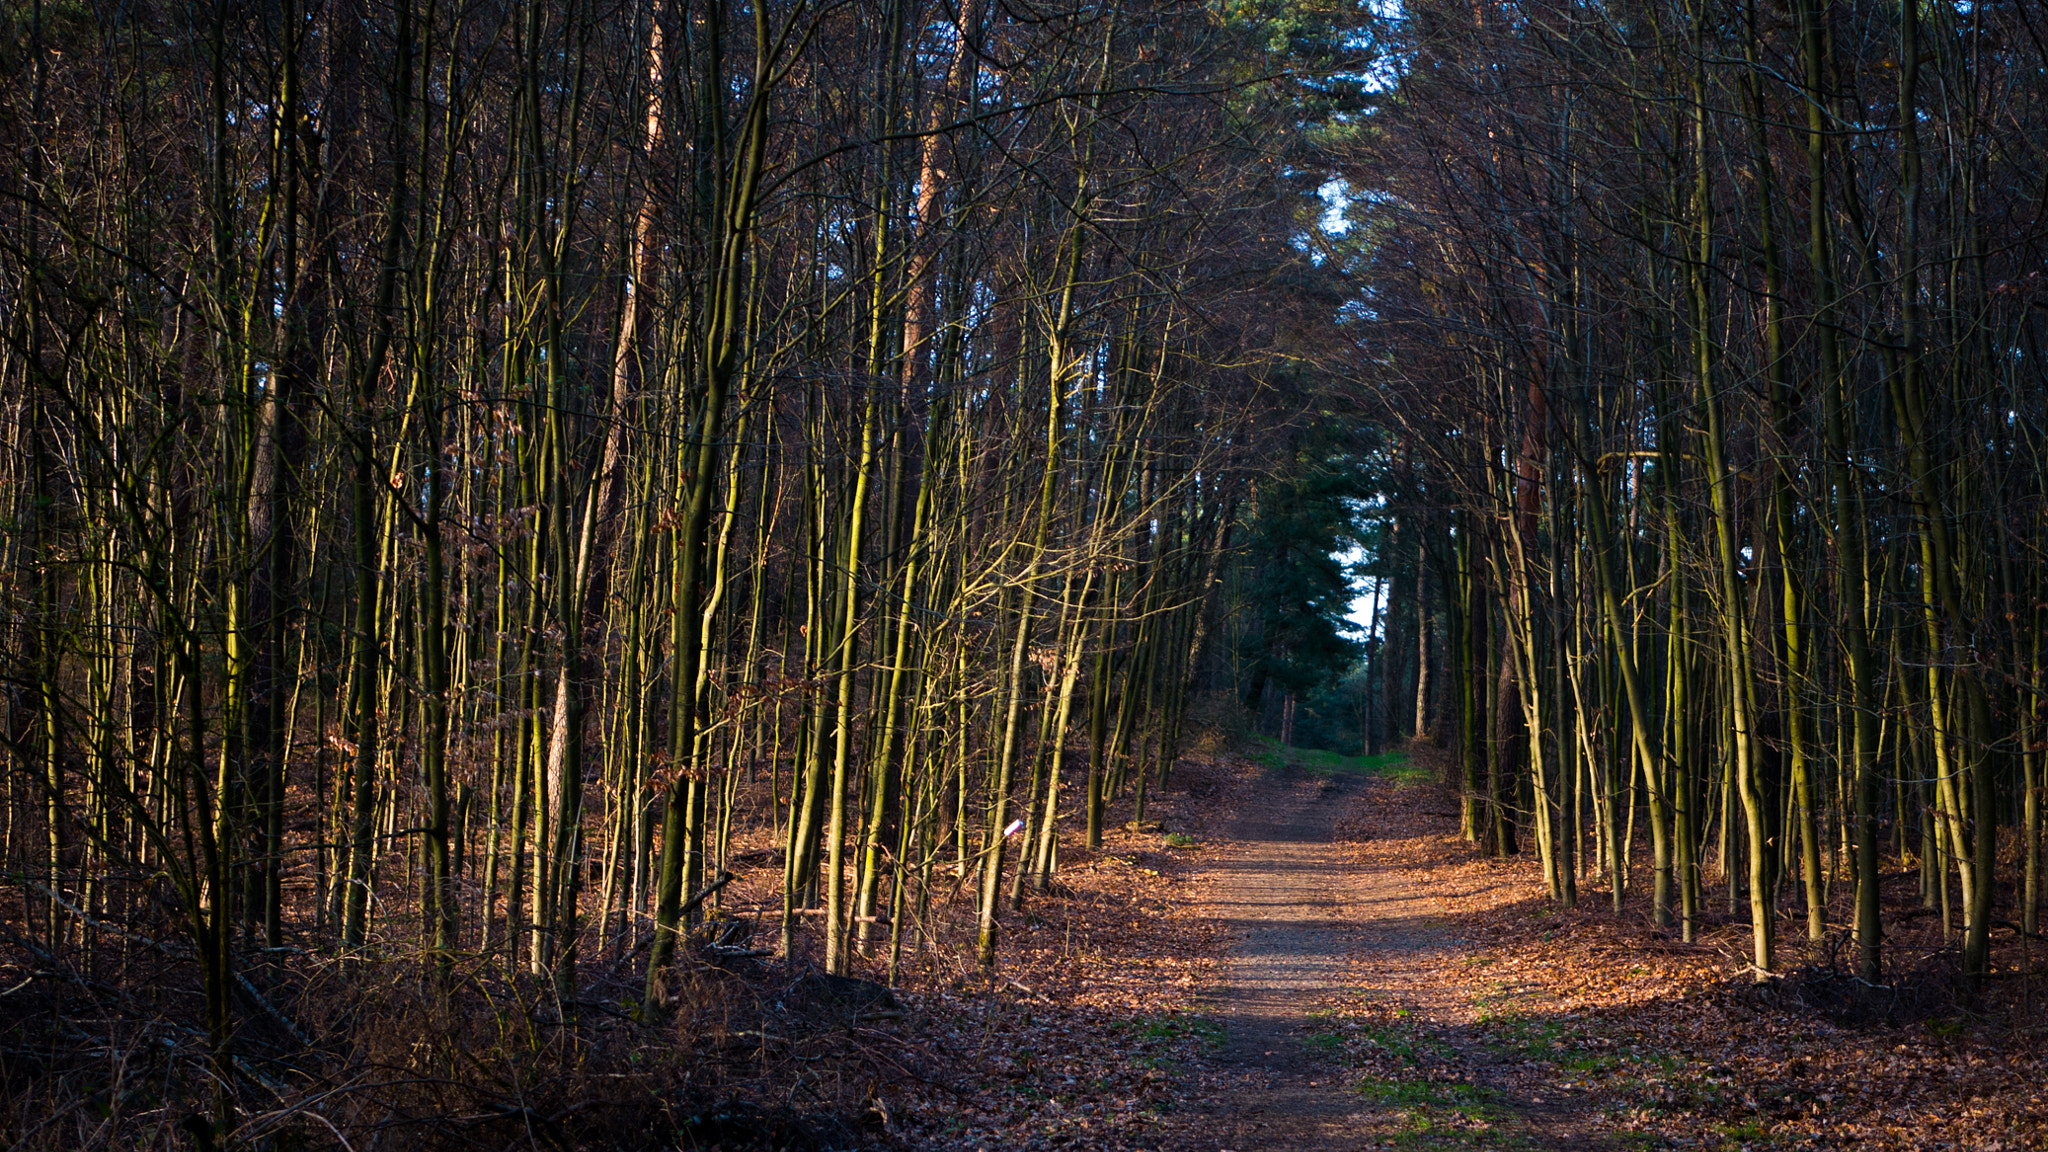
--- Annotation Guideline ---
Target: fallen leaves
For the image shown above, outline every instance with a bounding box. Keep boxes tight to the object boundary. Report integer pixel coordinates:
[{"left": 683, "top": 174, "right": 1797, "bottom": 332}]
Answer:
[
  {"left": 699, "top": 744, "right": 2048, "bottom": 1151},
  {"left": 1329, "top": 745, "right": 2048, "bottom": 1151},
  {"left": 850, "top": 756, "right": 1244, "bottom": 1150}
]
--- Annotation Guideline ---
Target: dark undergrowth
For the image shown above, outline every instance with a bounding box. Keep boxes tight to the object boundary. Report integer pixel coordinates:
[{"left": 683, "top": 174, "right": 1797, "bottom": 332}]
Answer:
[
  {"left": 0, "top": 921, "right": 924, "bottom": 1151},
  {"left": 0, "top": 751, "right": 1248, "bottom": 1152}
]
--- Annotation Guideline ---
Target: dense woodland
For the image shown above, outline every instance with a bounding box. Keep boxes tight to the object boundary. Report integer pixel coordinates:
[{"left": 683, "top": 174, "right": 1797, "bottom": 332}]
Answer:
[
  {"left": 1, "top": 0, "right": 2045, "bottom": 1143},
  {"left": 1341, "top": 0, "right": 2048, "bottom": 992}
]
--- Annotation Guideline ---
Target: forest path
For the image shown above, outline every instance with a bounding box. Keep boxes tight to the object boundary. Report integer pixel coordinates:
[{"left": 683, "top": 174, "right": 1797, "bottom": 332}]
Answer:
[{"left": 1162, "top": 760, "right": 1616, "bottom": 1151}]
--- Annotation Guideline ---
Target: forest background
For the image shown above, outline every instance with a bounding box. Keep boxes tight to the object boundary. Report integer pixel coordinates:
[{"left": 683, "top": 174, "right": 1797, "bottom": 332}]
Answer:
[{"left": 0, "top": 0, "right": 2043, "bottom": 1143}]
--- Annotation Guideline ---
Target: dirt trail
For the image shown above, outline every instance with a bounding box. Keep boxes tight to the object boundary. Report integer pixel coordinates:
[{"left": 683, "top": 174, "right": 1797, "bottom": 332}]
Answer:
[{"left": 1166, "top": 765, "right": 1609, "bottom": 1151}]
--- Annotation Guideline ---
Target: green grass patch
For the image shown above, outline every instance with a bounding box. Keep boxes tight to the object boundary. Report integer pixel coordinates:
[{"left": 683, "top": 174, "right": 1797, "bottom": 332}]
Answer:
[
  {"left": 1247, "top": 738, "right": 1429, "bottom": 785},
  {"left": 1557, "top": 1050, "right": 1626, "bottom": 1075},
  {"left": 1355, "top": 1077, "right": 1495, "bottom": 1112},
  {"left": 1476, "top": 1010, "right": 1668, "bottom": 1081},
  {"left": 1713, "top": 1120, "right": 1771, "bottom": 1148},
  {"left": 1926, "top": 1016, "right": 1968, "bottom": 1040},
  {"left": 1477, "top": 1011, "right": 1566, "bottom": 1053},
  {"left": 1304, "top": 1006, "right": 1458, "bottom": 1068},
  {"left": 1304, "top": 999, "right": 1578, "bottom": 1150},
  {"left": 1161, "top": 832, "right": 1195, "bottom": 848},
  {"left": 1357, "top": 1025, "right": 1453, "bottom": 1065},
  {"left": 1358, "top": 1080, "right": 1558, "bottom": 1152},
  {"left": 1124, "top": 1012, "right": 1225, "bottom": 1049},
  {"left": 1303, "top": 1030, "right": 1347, "bottom": 1056},
  {"left": 1250, "top": 745, "right": 1288, "bottom": 773}
]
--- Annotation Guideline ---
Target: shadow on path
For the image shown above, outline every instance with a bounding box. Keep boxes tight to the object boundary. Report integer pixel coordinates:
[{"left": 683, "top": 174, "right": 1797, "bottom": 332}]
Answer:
[{"left": 1162, "top": 765, "right": 1620, "bottom": 1152}]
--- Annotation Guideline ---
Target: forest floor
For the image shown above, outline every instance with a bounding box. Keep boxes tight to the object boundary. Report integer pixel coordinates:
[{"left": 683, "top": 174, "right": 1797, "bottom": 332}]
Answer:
[
  {"left": 869, "top": 746, "right": 2048, "bottom": 1152},
  {"left": 16, "top": 741, "right": 2043, "bottom": 1150}
]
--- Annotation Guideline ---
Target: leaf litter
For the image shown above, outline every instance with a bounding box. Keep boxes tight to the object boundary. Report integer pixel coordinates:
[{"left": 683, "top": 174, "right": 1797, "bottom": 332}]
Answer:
[{"left": 637, "top": 746, "right": 2048, "bottom": 1151}]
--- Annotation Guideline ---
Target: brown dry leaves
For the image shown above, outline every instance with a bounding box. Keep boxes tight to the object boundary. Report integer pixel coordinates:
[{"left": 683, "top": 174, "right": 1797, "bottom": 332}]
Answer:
[
  {"left": 716, "top": 746, "right": 2046, "bottom": 1151},
  {"left": 856, "top": 757, "right": 1254, "bottom": 1150},
  {"left": 1333, "top": 749, "right": 2048, "bottom": 1151}
]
